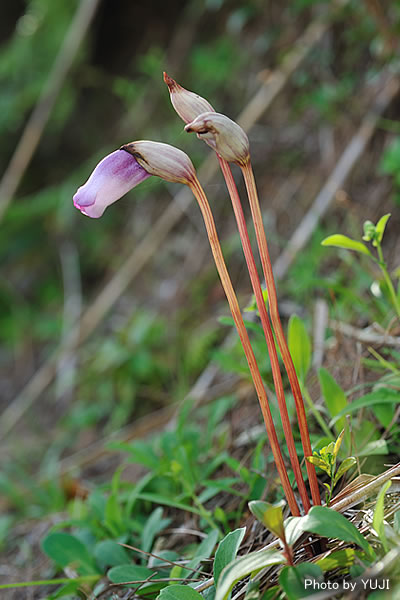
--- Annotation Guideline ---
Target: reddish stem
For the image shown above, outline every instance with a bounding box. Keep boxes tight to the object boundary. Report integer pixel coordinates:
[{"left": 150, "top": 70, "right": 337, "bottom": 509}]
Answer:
[
  {"left": 241, "top": 160, "right": 321, "bottom": 507},
  {"left": 189, "top": 176, "right": 300, "bottom": 516},
  {"left": 218, "top": 156, "right": 311, "bottom": 513}
]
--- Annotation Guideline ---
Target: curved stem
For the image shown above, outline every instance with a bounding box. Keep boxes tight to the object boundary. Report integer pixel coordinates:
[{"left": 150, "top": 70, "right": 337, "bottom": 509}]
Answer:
[
  {"left": 218, "top": 156, "right": 311, "bottom": 513},
  {"left": 241, "top": 160, "right": 321, "bottom": 506},
  {"left": 189, "top": 176, "right": 300, "bottom": 516}
]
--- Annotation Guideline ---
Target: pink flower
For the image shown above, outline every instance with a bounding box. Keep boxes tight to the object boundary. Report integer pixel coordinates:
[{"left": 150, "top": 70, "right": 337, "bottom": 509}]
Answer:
[{"left": 73, "top": 149, "right": 151, "bottom": 218}]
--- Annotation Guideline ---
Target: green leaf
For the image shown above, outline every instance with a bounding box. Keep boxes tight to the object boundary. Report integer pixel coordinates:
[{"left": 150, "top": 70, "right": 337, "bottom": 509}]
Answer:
[
  {"left": 373, "top": 403, "right": 393, "bottom": 428},
  {"left": 186, "top": 529, "right": 219, "bottom": 573},
  {"left": 357, "top": 439, "right": 388, "bottom": 456},
  {"left": 284, "top": 517, "right": 304, "bottom": 546},
  {"left": 108, "top": 564, "right": 155, "bottom": 581},
  {"left": 249, "top": 501, "right": 285, "bottom": 539},
  {"left": 321, "top": 235, "right": 371, "bottom": 256},
  {"left": 134, "top": 493, "right": 203, "bottom": 515},
  {"left": 375, "top": 214, "right": 391, "bottom": 244},
  {"left": 141, "top": 507, "right": 171, "bottom": 554},
  {"left": 300, "top": 506, "right": 375, "bottom": 560},
  {"left": 243, "top": 580, "right": 260, "bottom": 600},
  {"left": 260, "top": 587, "right": 280, "bottom": 600},
  {"left": 332, "top": 388, "right": 400, "bottom": 421},
  {"left": 215, "top": 550, "right": 285, "bottom": 600},
  {"left": 214, "top": 527, "right": 246, "bottom": 585},
  {"left": 394, "top": 510, "right": 400, "bottom": 534},
  {"left": 319, "top": 368, "right": 348, "bottom": 436},
  {"left": 316, "top": 548, "right": 356, "bottom": 571},
  {"left": 104, "top": 491, "right": 124, "bottom": 536},
  {"left": 306, "top": 456, "right": 331, "bottom": 475},
  {"left": 94, "top": 540, "right": 131, "bottom": 570},
  {"left": 288, "top": 315, "right": 311, "bottom": 383},
  {"left": 158, "top": 585, "right": 204, "bottom": 600},
  {"left": 41, "top": 532, "right": 99, "bottom": 575},
  {"left": 279, "top": 563, "right": 323, "bottom": 599},
  {"left": 373, "top": 481, "right": 391, "bottom": 553},
  {"left": 48, "top": 581, "right": 82, "bottom": 598},
  {"left": 333, "top": 457, "right": 357, "bottom": 486},
  {"left": 333, "top": 429, "right": 345, "bottom": 460}
]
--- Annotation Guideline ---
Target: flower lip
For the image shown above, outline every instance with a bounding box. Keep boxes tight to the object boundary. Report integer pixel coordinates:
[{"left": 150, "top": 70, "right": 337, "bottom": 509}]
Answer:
[{"left": 73, "top": 149, "right": 151, "bottom": 218}]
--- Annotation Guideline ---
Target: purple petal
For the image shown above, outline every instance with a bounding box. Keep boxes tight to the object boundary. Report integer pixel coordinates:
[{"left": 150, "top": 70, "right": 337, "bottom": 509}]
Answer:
[{"left": 73, "top": 149, "right": 151, "bottom": 218}]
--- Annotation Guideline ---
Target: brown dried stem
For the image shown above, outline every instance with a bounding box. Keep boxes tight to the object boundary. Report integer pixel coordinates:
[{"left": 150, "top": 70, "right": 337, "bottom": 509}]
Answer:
[{"left": 189, "top": 175, "right": 300, "bottom": 516}]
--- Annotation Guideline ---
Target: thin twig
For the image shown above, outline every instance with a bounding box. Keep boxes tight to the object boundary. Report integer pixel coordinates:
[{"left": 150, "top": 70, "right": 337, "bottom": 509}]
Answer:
[
  {"left": 330, "top": 320, "right": 400, "bottom": 347},
  {"left": 330, "top": 462, "right": 400, "bottom": 512}
]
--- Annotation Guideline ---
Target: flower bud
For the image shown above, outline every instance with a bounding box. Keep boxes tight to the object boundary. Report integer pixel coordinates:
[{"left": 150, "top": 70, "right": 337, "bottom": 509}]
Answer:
[
  {"left": 73, "top": 149, "right": 151, "bottom": 218},
  {"left": 163, "top": 72, "right": 215, "bottom": 124},
  {"left": 185, "top": 112, "right": 250, "bottom": 166},
  {"left": 122, "top": 141, "right": 196, "bottom": 185}
]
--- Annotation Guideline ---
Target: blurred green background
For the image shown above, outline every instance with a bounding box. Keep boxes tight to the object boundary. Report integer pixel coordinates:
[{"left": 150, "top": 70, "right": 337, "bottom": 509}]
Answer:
[{"left": 1, "top": 0, "right": 400, "bottom": 526}]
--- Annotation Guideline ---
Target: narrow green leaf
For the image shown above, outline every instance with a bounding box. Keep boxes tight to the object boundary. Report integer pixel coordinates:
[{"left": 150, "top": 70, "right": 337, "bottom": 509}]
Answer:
[
  {"left": 332, "top": 388, "right": 400, "bottom": 421},
  {"left": 333, "top": 430, "right": 345, "bottom": 460},
  {"left": 214, "top": 527, "right": 246, "bottom": 585},
  {"left": 41, "top": 532, "right": 98, "bottom": 575},
  {"left": 0, "top": 576, "right": 98, "bottom": 590},
  {"left": 105, "top": 491, "right": 123, "bottom": 535},
  {"left": 288, "top": 315, "right": 311, "bottom": 383},
  {"left": 333, "top": 457, "right": 356, "bottom": 486},
  {"left": 134, "top": 493, "right": 203, "bottom": 515},
  {"left": 373, "top": 481, "right": 391, "bottom": 553},
  {"left": 300, "top": 506, "right": 375, "bottom": 560},
  {"left": 318, "top": 368, "right": 348, "bottom": 436},
  {"left": 158, "top": 585, "right": 204, "bottom": 600},
  {"left": 375, "top": 214, "right": 391, "bottom": 244},
  {"left": 141, "top": 507, "right": 171, "bottom": 554},
  {"left": 279, "top": 563, "right": 323, "bottom": 599},
  {"left": 215, "top": 550, "right": 285, "bottom": 600},
  {"left": 186, "top": 529, "right": 219, "bottom": 572},
  {"left": 394, "top": 510, "right": 400, "bottom": 534},
  {"left": 321, "top": 235, "right": 371, "bottom": 256}
]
